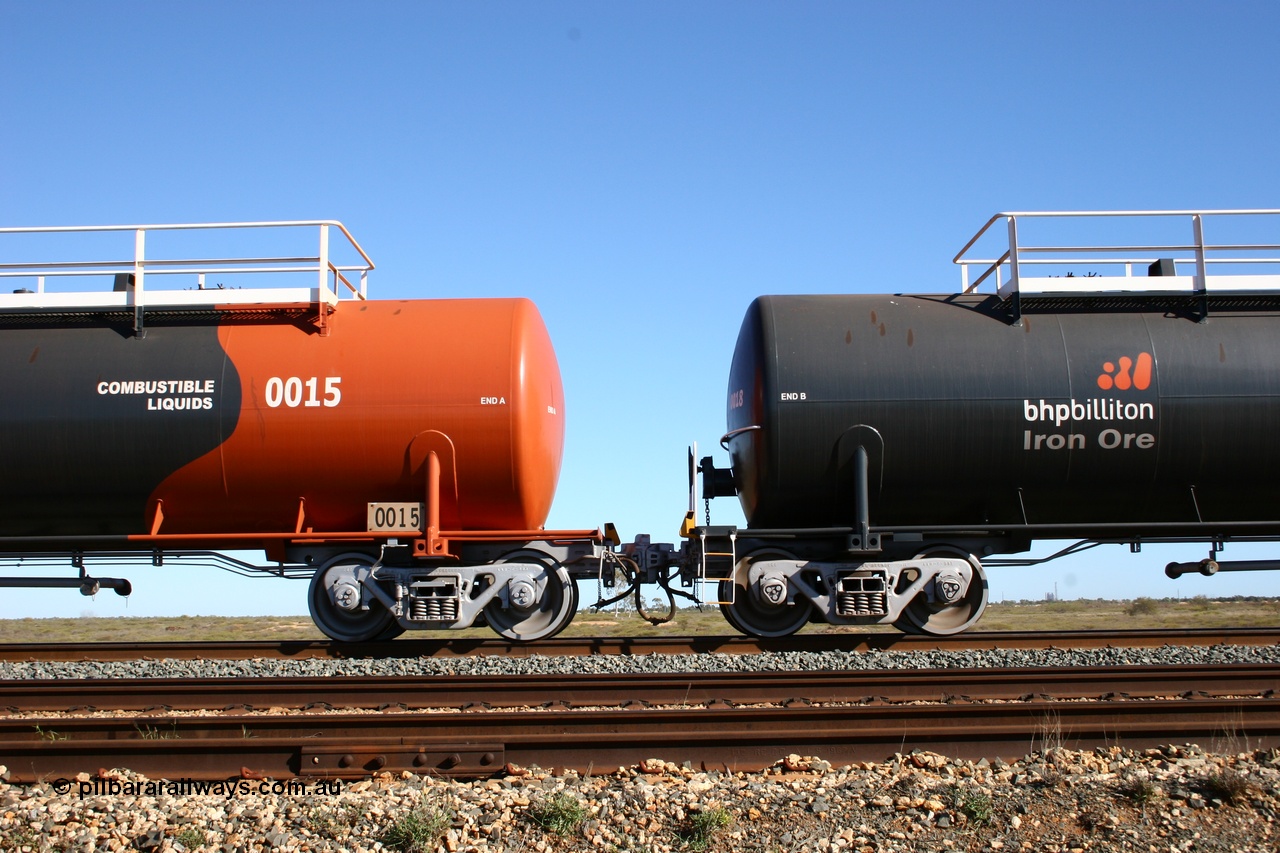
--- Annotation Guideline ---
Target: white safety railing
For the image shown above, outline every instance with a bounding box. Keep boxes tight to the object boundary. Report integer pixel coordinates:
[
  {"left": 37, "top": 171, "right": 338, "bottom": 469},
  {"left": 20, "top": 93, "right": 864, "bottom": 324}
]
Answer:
[
  {"left": 0, "top": 220, "right": 374, "bottom": 312},
  {"left": 954, "top": 210, "right": 1280, "bottom": 299}
]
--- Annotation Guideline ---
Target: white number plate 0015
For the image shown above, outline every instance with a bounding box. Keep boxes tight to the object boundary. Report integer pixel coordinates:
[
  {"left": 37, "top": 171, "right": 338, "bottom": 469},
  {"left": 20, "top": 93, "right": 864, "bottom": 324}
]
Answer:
[{"left": 367, "top": 502, "right": 424, "bottom": 532}]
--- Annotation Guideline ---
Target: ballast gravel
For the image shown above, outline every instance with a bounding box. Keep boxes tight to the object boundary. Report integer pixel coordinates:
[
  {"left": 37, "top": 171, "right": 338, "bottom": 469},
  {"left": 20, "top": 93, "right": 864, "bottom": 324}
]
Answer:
[
  {"left": 2, "top": 744, "right": 1279, "bottom": 852},
  {"left": 0, "top": 643, "right": 1277, "bottom": 680},
  {"left": 3, "top": 645, "right": 1279, "bottom": 850}
]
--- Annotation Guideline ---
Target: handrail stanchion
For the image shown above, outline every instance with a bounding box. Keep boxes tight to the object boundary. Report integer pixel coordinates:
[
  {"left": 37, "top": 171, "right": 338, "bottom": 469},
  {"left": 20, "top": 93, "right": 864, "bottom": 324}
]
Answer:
[
  {"left": 1193, "top": 214, "right": 1208, "bottom": 292},
  {"left": 1005, "top": 215, "right": 1020, "bottom": 297},
  {"left": 133, "top": 228, "right": 146, "bottom": 335},
  {"left": 133, "top": 228, "right": 146, "bottom": 295},
  {"left": 318, "top": 223, "right": 331, "bottom": 305}
]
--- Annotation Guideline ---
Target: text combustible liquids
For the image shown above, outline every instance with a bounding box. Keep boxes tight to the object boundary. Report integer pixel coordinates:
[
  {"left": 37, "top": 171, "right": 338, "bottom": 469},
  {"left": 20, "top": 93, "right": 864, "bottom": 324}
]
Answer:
[{"left": 97, "top": 379, "right": 217, "bottom": 411}]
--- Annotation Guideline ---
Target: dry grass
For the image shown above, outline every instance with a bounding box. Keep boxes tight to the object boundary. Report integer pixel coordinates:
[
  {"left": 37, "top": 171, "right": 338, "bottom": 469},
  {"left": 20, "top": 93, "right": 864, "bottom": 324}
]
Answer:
[
  {"left": 0, "top": 615, "right": 327, "bottom": 643},
  {"left": 968, "top": 595, "right": 1280, "bottom": 632},
  {"left": 0, "top": 595, "right": 1275, "bottom": 643}
]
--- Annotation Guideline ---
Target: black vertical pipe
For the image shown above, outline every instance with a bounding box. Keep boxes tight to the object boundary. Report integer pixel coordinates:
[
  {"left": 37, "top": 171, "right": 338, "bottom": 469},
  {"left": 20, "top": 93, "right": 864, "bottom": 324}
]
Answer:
[{"left": 855, "top": 444, "right": 870, "bottom": 549}]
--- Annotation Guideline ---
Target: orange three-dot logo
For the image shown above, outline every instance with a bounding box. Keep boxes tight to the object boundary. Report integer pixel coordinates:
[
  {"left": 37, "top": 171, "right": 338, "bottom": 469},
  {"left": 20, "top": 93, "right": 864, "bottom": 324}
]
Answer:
[{"left": 1097, "top": 353, "right": 1153, "bottom": 391}]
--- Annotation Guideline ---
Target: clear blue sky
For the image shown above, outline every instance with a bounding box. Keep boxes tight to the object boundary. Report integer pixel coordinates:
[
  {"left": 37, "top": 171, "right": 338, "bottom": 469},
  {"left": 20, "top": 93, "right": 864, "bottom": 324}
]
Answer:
[{"left": 3, "top": 1, "right": 1280, "bottom": 619}]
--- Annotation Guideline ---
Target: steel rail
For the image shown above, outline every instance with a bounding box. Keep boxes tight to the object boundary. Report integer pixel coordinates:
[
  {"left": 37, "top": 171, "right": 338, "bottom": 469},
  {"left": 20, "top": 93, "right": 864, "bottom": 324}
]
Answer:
[
  {"left": 3, "top": 697, "right": 1278, "bottom": 783},
  {"left": 0, "top": 627, "right": 1276, "bottom": 662},
  {"left": 0, "top": 665, "right": 1276, "bottom": 713}
]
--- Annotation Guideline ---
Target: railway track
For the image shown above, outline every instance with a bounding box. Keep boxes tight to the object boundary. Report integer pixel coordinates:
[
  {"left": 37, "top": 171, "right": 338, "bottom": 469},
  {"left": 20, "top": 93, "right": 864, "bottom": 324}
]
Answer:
[
  {"left": 2, "top": 631, "right": 1276, "bottom": 784},
  {"left": 2, "top": 626, "right": 1277, "bottom": 661},
  {"left": 2, "top": 663, "right": 1277, "bottom": 782},
  {"left": 5, "top": 698, "right": 1278, "bottom": 783},
  {"left": 0, "top": 664, "right": 1275, "bottom": 712}
]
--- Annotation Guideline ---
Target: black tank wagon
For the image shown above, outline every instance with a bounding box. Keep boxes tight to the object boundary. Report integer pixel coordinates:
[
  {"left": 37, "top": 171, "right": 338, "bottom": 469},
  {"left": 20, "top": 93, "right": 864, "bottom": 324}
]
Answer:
[{"left": 691, "top": 210, "right": 1280, "bottom": 636}]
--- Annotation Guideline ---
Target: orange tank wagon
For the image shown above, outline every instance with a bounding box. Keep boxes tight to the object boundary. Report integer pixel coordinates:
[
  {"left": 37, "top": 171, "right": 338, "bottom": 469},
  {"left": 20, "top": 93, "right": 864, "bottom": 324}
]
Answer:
[{"left": 0, "top": 222, "right": 613, "bottom": 641}]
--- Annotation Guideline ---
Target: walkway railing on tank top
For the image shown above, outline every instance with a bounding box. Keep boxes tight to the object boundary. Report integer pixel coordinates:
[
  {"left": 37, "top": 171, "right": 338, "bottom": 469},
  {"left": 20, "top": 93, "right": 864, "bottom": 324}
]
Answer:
[
  {"left": 954, "top": 209, "right": 1280, "bottom": 300},
  {"left": 0, "top": 220, "right": 374, "bottom": 333}
]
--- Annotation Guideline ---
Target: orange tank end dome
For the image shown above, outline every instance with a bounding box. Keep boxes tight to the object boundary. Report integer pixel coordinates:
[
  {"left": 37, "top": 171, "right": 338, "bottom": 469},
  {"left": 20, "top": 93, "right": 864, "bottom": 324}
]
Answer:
[{"left": 145, "top": 298, "right": 567, "bottom": 535}]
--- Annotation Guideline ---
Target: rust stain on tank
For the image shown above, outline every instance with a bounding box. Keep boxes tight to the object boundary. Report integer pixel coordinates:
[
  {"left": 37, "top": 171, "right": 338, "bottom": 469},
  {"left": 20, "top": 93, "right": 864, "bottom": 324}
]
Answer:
[
  {"left": 878, "top": 322, "right": 886, "bottom": 337},
  {"left": 1220, "top": 343, "right": 1227, "bottom": 363},
  {"left": 28, "top": 347, "right": 38, "bottom": 363},
  {"left": 845, "top": 330, "right": 852, "bottom": 344},
  {"left": 906, "top": 329, "right": 914, "bottom": 347},
  {"left": 869, "top": 311, "right": 877, "bottom": 325}
]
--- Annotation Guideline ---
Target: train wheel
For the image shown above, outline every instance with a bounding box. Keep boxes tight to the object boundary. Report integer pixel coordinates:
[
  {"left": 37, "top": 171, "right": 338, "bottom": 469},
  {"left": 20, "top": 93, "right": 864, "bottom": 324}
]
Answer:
[
  {"left": 720, "top": 551, "right": 811, "bottom": 638},
  {"left": 484, "top": 558, "right": 578, "bottom": 642},
  {"left": 895, "top": 550, "right": 989, "bottom": 636},
  {"left": 371, "top": 623, "right": 406, "bottom": 641},
  {"left": 308, "top": 554, "right": 399, "bottom": 643},
  {"left": 717, "top": 580, "right": 749, "bottom": 634}
]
